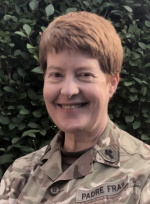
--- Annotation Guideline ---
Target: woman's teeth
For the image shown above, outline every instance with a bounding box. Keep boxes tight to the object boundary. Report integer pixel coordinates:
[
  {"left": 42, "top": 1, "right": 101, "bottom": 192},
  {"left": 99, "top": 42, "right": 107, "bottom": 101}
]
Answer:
[{"left": 61, "top": 104, "right": 83, "bottom": 109}]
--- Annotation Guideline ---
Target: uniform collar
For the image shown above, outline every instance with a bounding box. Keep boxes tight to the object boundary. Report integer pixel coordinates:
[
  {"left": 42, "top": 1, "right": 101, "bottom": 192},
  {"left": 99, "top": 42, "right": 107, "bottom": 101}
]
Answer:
[
  {"left": 40, "top": 118, "right": 120, "bottom": 181},
  {"left": 40, "top": 132, "right": 94, "bottom": 181},
  {"left": 94, "top": 118, "right": 120, "bottom": 168}
]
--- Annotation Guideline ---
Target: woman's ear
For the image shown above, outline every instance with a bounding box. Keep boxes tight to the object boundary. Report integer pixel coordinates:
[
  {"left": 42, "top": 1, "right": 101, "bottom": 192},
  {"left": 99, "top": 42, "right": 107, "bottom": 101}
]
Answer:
[{"left": 109, "top": 74, "right": 120, "bottom": 98}]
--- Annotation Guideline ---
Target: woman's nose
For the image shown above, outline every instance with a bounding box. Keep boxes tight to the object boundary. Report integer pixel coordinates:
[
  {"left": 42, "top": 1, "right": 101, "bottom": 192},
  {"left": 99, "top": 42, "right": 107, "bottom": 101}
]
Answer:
[{"left": 60, "top": 78, "right": 79, "bottom": 98}]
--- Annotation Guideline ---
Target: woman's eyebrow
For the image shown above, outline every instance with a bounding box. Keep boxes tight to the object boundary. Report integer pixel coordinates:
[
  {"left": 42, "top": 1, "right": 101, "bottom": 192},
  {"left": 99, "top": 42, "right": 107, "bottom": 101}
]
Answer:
[
  {"left": 47, "top": 65, "right": 64, "bottom": 70},
  {"left": 46, "top": 65, "right": 95, "bottom": 72},
  {"left": 75, "top": 66, "right": 95, "bottom": 71}
]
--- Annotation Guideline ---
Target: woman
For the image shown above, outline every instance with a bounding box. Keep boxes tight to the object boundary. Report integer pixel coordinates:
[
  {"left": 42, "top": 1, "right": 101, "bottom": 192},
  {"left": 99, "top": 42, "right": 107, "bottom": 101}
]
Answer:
[{"left": 0, "top": 11, "right": 150, "bottom": 204}]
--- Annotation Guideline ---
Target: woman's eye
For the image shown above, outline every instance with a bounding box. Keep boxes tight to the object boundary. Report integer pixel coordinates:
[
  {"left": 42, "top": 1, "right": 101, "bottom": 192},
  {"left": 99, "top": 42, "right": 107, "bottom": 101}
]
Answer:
[
  {"left": 51, "top": 73, "right": 62, "bottom": 77},
  {"left": 78, "top": 72, "right": 94, "bottom": 81},
  {"left": 48, "top": 72, "right": 63, "bottom": 82}
]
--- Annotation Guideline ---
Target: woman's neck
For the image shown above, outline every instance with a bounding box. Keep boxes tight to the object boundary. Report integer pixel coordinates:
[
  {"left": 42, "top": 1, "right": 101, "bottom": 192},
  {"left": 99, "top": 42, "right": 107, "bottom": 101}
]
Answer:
[{"left": 63, "top": 125, "right": 106, "bottom": 152}]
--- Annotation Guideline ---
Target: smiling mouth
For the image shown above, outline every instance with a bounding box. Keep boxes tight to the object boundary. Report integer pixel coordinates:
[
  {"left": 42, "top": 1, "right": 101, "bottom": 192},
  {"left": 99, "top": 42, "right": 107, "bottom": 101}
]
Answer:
[{"left": 58, "top": 103, "right": 88, "bottom": 110}]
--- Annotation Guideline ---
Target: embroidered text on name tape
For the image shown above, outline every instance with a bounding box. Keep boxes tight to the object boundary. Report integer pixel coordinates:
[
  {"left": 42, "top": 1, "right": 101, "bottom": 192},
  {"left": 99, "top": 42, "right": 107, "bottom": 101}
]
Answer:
[{"left": 76, "top": 176, "right": 129, "bottom": 202}]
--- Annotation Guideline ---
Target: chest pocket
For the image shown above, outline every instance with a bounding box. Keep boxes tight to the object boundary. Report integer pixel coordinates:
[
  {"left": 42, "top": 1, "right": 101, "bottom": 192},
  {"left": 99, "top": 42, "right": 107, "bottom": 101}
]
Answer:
[{"left": 75, "top": 176, "right": 140, "bottom": 204}]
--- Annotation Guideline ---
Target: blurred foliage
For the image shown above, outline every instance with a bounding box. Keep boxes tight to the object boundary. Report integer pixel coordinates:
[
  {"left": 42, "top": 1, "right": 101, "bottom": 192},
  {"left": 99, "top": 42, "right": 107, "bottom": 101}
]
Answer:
[{"left": 0, "top": 0, "right": 150, "bottom": 179}]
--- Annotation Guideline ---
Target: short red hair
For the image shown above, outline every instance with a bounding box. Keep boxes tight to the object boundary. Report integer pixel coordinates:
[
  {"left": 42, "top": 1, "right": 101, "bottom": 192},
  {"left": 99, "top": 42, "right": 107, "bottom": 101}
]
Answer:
[{"left": 39, "top": 11, "right": 123, "bottom": 75}]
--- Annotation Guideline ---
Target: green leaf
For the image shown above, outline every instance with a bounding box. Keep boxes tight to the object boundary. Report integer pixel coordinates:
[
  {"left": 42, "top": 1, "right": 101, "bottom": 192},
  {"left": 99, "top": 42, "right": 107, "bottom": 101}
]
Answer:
[
  {"left": 0, "top": 154, "right": 15, "bottom": 164},
  {"left": 124, "top": 81, "right": 134, "bottom": 86},
  {"left": 144, "top": 63, "right": 150, "bottom": 68},
  {"left": 143, "top": 113, "right": 149, "bottom": 118},
  {"left": 15, "top": 31, "right": 27, "bottom": 38},
  {"left": 28, "top": 122, "right": 39, "bottom": 129},
  {"left": 33, "top": 55, "right": 39, "bottom": 61},
  {"left": 133, "top": 77, "right": 142, "bottom": 84},
  {"left": 19, "top": 18, "right": 33, "bottom": 24},
  {"left": 21, "top": 146, "right": 35, "bottom": 153},
  {"left": 142, "top": 87, "right": 147, "bottom": 96},
  {"left": 27, "top": 43, "right": 34, "bottom": 49},
  {"left": 146, "top": 44, "right": 150, "bottom": 49},
  {"left": 132, "top": 3, "right": 141, "bottom": 6},
  {"left": 3, "top": 86, "right": 16, "bottom": 93},
  {"left": 129, "top": 60, "right": 139, "bottom": 66},
  {"left": 41, "top": 26, "right": 46, "bottom": 31},
  {"left": 0, "top": 148, "right": 6, "bottom": 152},
  {"left": 45, "top": 4, "right": 54, "bottom": 17},
  {"left": 131, "top": 52, "right": 141, "bottom": 60},
  {"left": 129, "top": 95, "right": 138, "bottom": 101},
  {"left": 21, "top": 51, "right": 29, "bottom": 59},
  {"left": 66, "top": 8, "right": 77, "bottom": 12},
  {"left": 23, "top": 24, "right": 31, "bottom": 36},
  {"left": 141, "top": 134, "right": 150, "bottom": 141},
  {"left": 145, "top": 21, "right": 150, "bottom": 28},
  {"left": 18, "top": 68, "right": 26, "bottom": 77},
  {"left": 9, "top": 43, "right": 15, "bottom": 47},
  {"left": 17, "top": 105, "right": 24, "bottom": 110},
  {"left": 33, "top": 109, "right": 42, "bottom": 118},
  {"left": 9, "top": 123, "right": 16, "bottom": 130},
  {"left": 31, "top": 66, "right": 43, "bottom": 74},
  {"left": 27, "top": 89, "right": 38, "bottom": 100},
  {"left": 14, "top": 49, "right": 22, "bottom": 56},
  {"left": 18, "top": 123, "right": 26, "bottom": 130},
  {"left": 138, "top": 42, "right": 146, "bottom": 49},
  {"left": 7, "top": 106, "right": 15, "bottom": 110},
  {"left": 125, "top": 115, "right": 134, "bottom": 123},
  {"left": 142, "top": 108, "right": 148, "bottom": 114},
  {"left": 12, "top": 137, "right": 20, "bottom": 144},
  {"left": 83, "top": 1, "right": 90, "bottom": 6},
  {"left": 20, "top": 109, "right": 29, "bottom": 115},
  {"left": 15, "top": 4, "right": 21, "bottom": 15},
  {"left": 39, "top": 129, "right": 46, "bottom": 136},
  {"left": 4, "top": 15, "right": 18, "bottom": 22},
  {"left": 130, "top": 88, "right": 137, "bottom": 93},
  {"left": 0, "top": 116, "right": 10, "bottom": 125},
  {"left": 22, "top": 130, "right": 39, "bottom": 137},
  {"left": 92, "top": 0, "right": 102, "bottom": 5},
  {"left": 7, "top": 146, "right": 13, "bottom": 151},
  {"left": 28, "top": 133, "right": 36, "bottom": 137},
  {"left": 124, "top": 6, "right": 132, "bottom": 12},
  {"left": 29, "top": 0, "right": 38, "bottom": 10},
  {"left": 133, "top": 121, "right": 141, "bottom": 129}
]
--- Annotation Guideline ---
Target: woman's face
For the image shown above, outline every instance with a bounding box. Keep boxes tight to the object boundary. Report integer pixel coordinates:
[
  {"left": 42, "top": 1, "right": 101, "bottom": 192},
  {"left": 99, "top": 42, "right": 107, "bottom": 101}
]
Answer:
[{"left": 43, "top": 49, "right": 118, "bottom": 135}]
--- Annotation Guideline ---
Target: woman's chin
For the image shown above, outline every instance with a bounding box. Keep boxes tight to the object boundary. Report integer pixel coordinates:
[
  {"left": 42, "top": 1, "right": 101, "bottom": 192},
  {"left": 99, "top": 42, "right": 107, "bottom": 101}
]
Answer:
[{"left": 59, "top": 124, "right": 84, "bottom": 134}]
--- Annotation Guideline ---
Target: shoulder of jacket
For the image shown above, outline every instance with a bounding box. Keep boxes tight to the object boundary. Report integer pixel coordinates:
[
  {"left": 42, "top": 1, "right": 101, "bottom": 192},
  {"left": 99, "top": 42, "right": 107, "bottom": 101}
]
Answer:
[
  {"left": 12, "top": 145, "right": 48, "bottom": 172},
  {"left": 118, "top": 128, "right": 150, "bottom": 159}
]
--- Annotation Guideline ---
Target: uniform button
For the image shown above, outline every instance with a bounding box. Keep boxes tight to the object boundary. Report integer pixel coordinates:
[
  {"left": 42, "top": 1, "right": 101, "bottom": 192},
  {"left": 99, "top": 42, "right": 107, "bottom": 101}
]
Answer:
[{"left": 49, "top": 186, "right": 60, "bottom": 195}]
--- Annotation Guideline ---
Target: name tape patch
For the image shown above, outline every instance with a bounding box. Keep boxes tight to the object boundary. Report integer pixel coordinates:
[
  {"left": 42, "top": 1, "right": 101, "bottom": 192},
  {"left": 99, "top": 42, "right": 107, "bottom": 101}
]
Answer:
[{"left": 76, "top": 176, "right": 129, "bottom": 202}]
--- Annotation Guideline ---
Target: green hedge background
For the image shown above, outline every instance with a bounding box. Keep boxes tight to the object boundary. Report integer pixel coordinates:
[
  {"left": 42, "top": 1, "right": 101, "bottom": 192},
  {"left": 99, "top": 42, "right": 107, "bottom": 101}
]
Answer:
[{"left": 0, "top": 0, "right": 150, "bottom": 179}]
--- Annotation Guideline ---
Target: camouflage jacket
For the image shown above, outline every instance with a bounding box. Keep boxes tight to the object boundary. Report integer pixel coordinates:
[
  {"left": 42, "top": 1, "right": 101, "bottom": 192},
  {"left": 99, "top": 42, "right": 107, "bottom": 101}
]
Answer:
[{"left": 0, "top": 119, "right": 150, "bottom": 204}]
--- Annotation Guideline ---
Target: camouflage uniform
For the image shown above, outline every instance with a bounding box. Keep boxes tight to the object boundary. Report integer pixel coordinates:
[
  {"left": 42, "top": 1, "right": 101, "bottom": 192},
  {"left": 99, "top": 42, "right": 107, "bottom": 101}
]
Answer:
[{"left": 0, "top": 119, "right": 150, "bottom": 204}]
